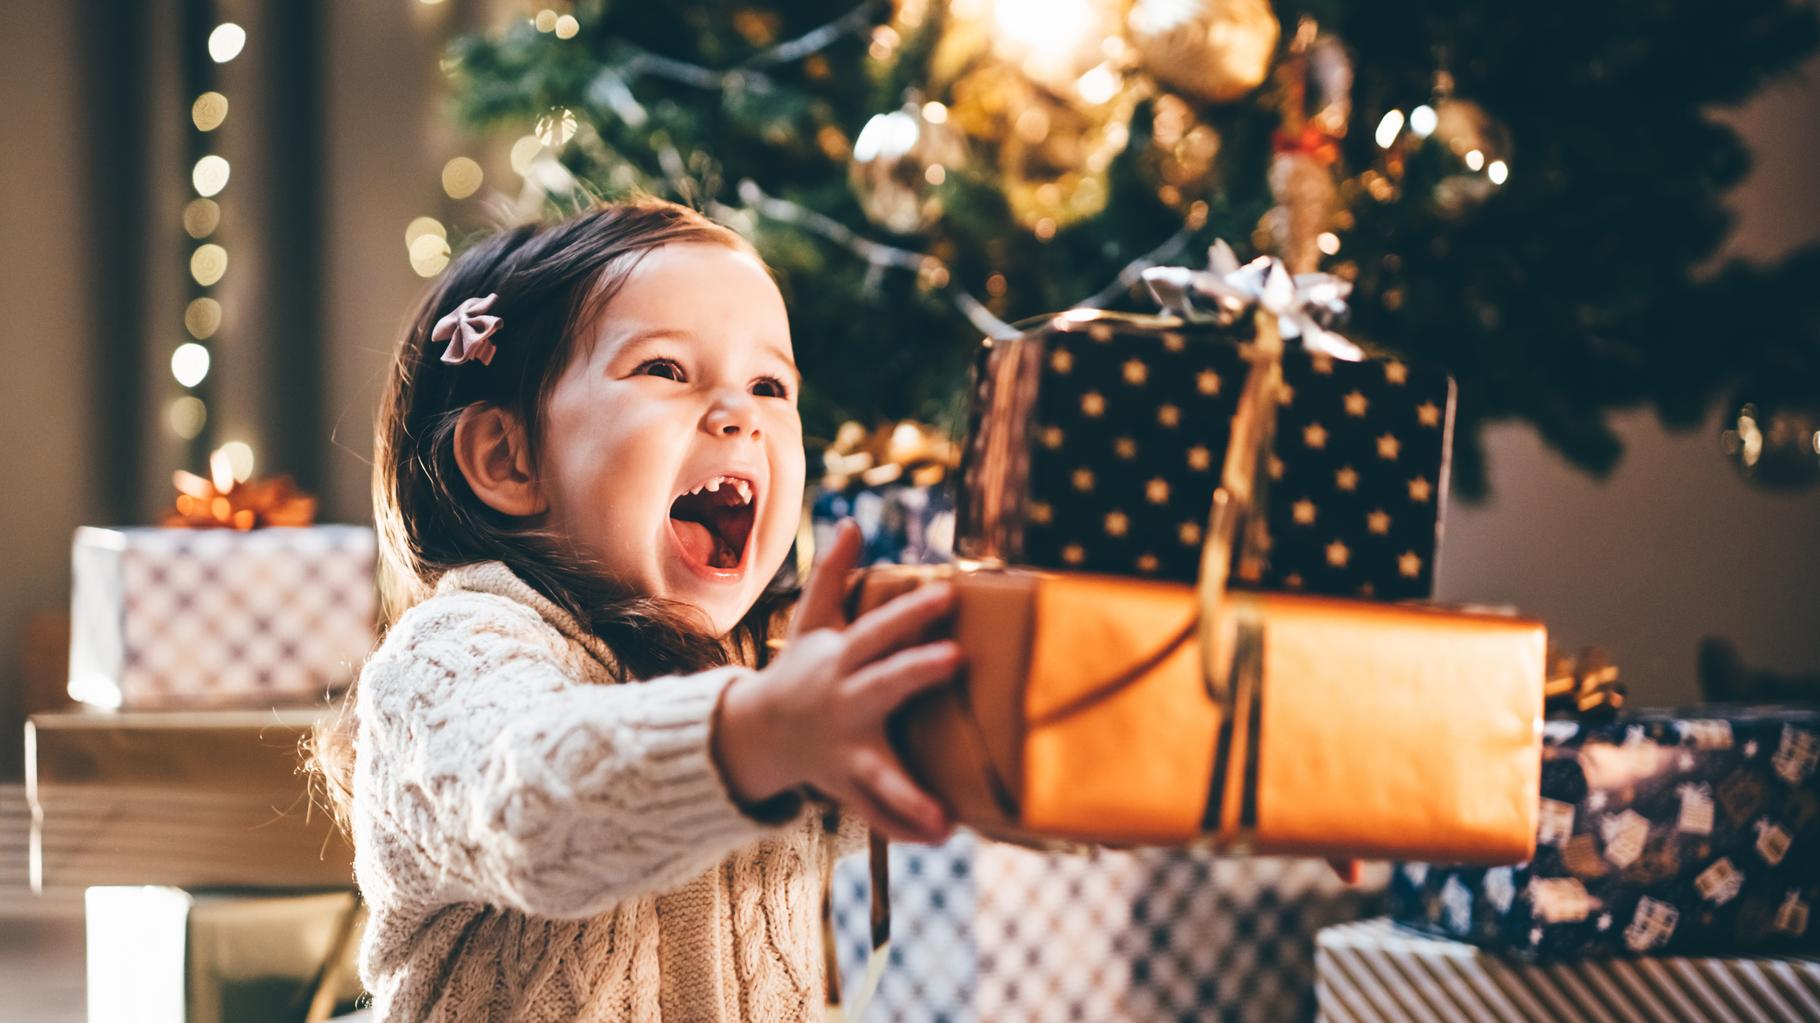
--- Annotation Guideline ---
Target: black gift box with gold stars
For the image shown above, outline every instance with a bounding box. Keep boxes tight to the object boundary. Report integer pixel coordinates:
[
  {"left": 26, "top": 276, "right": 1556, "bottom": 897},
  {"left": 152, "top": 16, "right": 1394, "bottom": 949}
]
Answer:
[{"left": 956, "top": 313, "right": 1454, "bottom": 600}]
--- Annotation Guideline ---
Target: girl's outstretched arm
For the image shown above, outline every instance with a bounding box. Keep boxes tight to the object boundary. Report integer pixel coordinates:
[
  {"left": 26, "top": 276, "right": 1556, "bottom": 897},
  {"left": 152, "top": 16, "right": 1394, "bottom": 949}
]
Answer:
[
  {"left": 355, "top": 591, "right": 777, "bottom": 920},
  {"left": 714, "top": 520, "right": 960, "bottom": 845}
]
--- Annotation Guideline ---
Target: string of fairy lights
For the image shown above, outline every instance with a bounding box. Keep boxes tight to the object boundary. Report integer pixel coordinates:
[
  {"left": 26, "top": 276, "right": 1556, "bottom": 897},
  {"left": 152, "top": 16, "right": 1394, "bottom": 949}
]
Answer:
[
  {"left": 407, "top": 0, "right": 495, "bottom": 279},
  {"left": 406, "top": 0, "right": 1191, "bottom": 339},
  {"left": 171, "top": 11, "right": 254, "bottom": 483}
]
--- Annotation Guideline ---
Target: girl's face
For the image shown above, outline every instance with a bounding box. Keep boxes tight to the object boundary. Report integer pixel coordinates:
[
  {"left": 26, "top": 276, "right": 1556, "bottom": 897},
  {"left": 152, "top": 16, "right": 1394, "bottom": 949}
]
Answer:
[{"left": 539, "top": 242, "right": 804, "bottom": 635}]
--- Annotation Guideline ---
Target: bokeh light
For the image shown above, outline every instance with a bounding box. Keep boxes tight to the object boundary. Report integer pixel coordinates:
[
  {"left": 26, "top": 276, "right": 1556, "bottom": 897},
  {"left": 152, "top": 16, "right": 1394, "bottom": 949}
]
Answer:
[
  {"left": 219, "top": 440, "right": 255, "bottom": 482},
  {"left": 185, "top": 297, "right": 223, "bottom": 340},
  {"left": 208, "top": 23, "right": 246, "bottom": 63},
  {"left": 190, "top": 244, "right": 228, "bottom": 286},
  {"left": 192, "top": 155, "right": 231, "bottom": 197},
  {"left": 441, "top": 157, "right": 484, "bottom": 199},
  {"left": 182, "top": 198, "right": 220, "bottom": 239},
  {"left": 171, "top": 343, "right": 211, "bottom": 388},
  {"left": 168, "top": 396, "right": 208, "bottom": 439},
  {"left": 191, "top": 92, "right": 229, "bottom": 132}
]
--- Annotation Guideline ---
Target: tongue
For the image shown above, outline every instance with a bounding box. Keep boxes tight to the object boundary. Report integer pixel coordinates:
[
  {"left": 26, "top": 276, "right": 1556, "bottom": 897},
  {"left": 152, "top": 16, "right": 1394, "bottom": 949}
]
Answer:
[
  {"left": 672, "top": 519, "right": 720, "bottom": 567},
  {"left": 673, "top": 516, "right": 741, "bottom": 569}
]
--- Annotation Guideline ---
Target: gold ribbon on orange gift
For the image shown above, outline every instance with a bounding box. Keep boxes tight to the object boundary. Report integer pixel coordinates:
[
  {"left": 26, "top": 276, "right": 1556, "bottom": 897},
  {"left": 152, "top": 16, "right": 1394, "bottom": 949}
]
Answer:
[
  {"left": 856, "top": 253, "right": 1544, "bottom": 861},
  {"left": 861, "top": 563, "right": 1544, "bottom": 862}
]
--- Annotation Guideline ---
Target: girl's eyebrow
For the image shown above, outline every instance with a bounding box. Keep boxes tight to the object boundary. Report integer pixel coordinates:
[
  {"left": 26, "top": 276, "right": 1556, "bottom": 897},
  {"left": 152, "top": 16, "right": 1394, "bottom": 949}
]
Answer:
[
  {"left": 761, "top": 342, "right": 802, "bottom": 385},
  {"left": 611, "top": 328, "right": 690, "bottom": 358}
]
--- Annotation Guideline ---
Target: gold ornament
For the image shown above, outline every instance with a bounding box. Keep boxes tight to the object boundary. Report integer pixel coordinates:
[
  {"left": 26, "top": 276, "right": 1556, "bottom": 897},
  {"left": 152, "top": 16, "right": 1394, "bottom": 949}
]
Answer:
[
  {"left": 1722, "top": 395, "right": 1820, "bottom": 490},
  {"left": 849, "top": 100, "right": 967, "bottom": 234},
  {"left": 1545, "top": 647, "right": 1626, "bottom": 718},
  {"left": 1433, "top": 98, "right": 1508, "bottom": 162},
  {"left": 923, "top": 1, "right": 1141, "bottom": 234},
  {"left": 1127, "top": 0, "right": 1279, "bottom": 104},
  {"left": 1261, "top": 21, "right": 1348, "bottom": 273},
  {"left": 962, "top": 0, "right": 1128, "bottom": 92},
  {"left": 948, "top": 62, "right": 1136, "bottom": 232},
  {"left": 1428, "top": 97, "right": 1513, "bottom": 216},
  {"left": 819, "top": 419, "right": 960, "bottom": 490},
  {"left": 1146, "top": 93, "right": 1222, "bottom": 208}
]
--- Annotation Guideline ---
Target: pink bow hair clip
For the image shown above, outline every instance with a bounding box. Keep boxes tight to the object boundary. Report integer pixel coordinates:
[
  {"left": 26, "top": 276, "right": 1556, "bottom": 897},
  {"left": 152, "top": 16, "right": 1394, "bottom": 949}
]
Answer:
[{"left": 433, "top": 293, "right": 503, "bottom": 366}]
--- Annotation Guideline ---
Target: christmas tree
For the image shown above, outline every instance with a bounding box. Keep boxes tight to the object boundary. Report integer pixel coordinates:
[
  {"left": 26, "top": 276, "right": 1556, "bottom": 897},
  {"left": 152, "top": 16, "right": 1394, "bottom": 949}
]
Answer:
[{"left": 438, "top": 0, "right": 1820, "bottom": 496}]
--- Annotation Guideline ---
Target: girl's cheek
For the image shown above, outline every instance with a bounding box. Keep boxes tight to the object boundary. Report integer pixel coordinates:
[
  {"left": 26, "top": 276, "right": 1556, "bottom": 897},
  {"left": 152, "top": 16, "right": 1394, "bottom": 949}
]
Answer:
[{"left": 769, "top": 404, "right": 803, "bottom": 441}]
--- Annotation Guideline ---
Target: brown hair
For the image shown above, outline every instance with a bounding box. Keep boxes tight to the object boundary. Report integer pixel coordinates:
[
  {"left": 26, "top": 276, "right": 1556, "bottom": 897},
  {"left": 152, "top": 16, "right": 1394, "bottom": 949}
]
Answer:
[{"left": 310, "top": 199, "right": 794, "bottom": 827}]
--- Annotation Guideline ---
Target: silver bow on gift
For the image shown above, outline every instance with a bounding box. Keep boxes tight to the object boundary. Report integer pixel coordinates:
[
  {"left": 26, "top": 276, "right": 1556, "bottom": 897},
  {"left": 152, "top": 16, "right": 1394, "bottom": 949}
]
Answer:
[{"left": 1141, "top": 241, "right": 1363, "bottom": 362}]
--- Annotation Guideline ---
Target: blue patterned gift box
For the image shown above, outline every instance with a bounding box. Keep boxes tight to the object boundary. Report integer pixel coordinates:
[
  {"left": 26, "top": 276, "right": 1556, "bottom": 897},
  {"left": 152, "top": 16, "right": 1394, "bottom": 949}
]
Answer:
[
  {"left": 810, "top": 483, "right": 955, "bottom": 566},
  {"left": 1391, "top": 706, "right": 1820, "bottom": 958}
]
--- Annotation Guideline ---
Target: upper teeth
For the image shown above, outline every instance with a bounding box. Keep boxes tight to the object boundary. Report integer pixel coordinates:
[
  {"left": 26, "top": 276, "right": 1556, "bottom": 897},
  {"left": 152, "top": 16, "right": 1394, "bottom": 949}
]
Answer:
[{"left": 690, "top": 476, "right": 752, "bottom": 503}]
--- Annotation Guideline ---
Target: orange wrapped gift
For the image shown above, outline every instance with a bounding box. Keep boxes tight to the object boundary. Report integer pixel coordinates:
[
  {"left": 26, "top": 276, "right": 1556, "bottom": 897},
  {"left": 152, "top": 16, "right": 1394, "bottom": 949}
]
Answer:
[{"left": 855, "top": 565, "right": 1544, "bottom": 863}]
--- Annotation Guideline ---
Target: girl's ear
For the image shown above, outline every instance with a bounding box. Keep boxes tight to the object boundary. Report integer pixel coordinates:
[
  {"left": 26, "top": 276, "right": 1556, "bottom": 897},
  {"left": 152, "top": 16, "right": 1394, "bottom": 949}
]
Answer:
[{"left": 452, "top": 405, "right": 548, "bottom": 518}]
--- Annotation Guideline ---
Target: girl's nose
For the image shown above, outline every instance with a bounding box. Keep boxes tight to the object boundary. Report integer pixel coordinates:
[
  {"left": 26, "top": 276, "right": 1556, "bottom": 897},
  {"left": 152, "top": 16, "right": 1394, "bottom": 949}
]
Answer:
[{"left": 702, "top": 390, "right": 762, "bottom": 440}]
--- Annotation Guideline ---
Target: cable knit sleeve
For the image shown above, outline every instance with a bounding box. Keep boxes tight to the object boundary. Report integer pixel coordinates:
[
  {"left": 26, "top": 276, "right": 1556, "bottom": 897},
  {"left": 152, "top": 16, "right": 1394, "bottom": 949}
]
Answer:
[
  {"left": 353, "top": 590, "right": 781, "bottom": 920},
  {"left": 832, "top": 807, "right": 870, "bottom": 859}
]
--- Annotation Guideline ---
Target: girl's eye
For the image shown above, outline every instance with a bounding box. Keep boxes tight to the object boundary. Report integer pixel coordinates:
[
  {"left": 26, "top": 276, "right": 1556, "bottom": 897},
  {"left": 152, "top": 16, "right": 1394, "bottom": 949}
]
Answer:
[
  {"left": 751, "top": 376, "right": 792, "bottom": 399},
  {"left": 635, "top": 357, "right": 686, "bottom": 381}
]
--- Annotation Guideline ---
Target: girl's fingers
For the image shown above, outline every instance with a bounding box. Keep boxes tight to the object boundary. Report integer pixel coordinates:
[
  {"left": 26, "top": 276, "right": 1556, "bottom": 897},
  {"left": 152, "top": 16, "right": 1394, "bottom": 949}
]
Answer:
[
  {"left": 840, "top": 582, "right": 956, "bottom": 671},
  {"left": 848, "top": 641, "right": 964, "bottom": 719},
  {"left": 848, "top": 746, "right": 950, "bottom": 843},
  {"left": 792, "top": 519, "right": 863, "bottom": 637},
  {"left": 838, "top": 785, "right": 925, "bottom": 844}
]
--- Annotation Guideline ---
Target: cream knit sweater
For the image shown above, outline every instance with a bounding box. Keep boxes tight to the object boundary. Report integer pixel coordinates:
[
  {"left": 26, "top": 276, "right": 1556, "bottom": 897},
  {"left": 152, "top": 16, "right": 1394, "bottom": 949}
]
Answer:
[{"left": 352, "top": 561, "right": 854, "bottom": 1022}]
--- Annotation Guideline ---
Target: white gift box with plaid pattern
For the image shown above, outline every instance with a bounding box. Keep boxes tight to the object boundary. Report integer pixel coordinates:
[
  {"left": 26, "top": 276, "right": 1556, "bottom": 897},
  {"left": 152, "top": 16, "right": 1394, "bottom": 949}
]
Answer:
[
  {"left": 69, "top": 525, "right": 376, "bottom": 710},
  {"left": 833, "top": 832, "right": 1390, "bottom": 1023}
]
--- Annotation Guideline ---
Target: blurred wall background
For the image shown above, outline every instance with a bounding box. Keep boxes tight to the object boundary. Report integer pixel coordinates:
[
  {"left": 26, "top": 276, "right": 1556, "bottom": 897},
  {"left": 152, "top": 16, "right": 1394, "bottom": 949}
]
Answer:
[
  {"left": 1434, "top": 74, "right": 1820, "bottom": 701},
  {"left": 1, "top": 0, "right": 1816, "bottom": 777}
]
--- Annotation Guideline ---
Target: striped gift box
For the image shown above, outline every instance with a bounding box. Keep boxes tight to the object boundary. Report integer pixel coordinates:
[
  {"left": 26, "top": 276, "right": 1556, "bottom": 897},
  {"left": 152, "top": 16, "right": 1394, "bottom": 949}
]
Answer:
[{"left": 1317, "top": 917, "right": 1820, "bottom": 1022}]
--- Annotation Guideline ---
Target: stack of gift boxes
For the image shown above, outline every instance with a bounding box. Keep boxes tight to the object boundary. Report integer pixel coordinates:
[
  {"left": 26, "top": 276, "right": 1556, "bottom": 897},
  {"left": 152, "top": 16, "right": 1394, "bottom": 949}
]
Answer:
[
  {"left": 823, "top": 250, "right": 1546, "bottom": 1021},
  {"left": 28, "top": 455, "right": 372, "bottom": 1021},
  {"left": 822, "top": 249, "right": 1820, "bottom": 1020}
]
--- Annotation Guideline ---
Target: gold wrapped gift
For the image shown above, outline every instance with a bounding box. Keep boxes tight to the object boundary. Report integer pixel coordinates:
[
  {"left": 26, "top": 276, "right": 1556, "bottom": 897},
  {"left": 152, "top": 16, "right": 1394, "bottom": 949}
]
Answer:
[
  {"left": 85, "top": 886, "right": 364, "bottom": 1023},
  {"left": 856, "top": 565, "right": 1544, "bottom": 862},
  {"left": 26, "top": 709, "right": 354, "bottom": 892}
]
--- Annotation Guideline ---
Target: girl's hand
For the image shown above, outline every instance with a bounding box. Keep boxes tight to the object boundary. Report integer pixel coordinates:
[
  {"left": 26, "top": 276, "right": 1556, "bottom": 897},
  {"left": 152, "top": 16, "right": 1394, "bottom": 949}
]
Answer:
[{"left": 714, "top": 520, "right": 960, "bottom": 843}]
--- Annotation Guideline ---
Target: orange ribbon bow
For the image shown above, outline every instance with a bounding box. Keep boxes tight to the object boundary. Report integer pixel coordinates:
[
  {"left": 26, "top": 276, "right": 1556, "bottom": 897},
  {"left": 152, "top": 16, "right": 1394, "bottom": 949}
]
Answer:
[{"left": 164, "top": 447, "right": 317, "bottom": 530}]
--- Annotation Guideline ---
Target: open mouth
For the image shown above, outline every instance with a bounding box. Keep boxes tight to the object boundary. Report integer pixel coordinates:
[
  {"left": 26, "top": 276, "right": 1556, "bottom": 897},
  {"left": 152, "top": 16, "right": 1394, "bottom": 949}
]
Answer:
[{"left": 668, "top": 474, "right": 757, "bottom": 573}]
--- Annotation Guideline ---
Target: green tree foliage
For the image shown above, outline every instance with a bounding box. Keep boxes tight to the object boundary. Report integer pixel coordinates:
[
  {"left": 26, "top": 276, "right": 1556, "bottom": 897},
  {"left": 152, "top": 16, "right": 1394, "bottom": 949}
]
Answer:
[{"left": 444, "top": 0, "right": 1820, "bottom": 496}]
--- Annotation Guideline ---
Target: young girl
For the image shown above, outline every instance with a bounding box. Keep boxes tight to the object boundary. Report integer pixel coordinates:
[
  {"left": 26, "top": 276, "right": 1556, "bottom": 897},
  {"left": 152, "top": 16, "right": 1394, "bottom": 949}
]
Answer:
[{"left": 313, "top": 199, "right": 962, "bottom": 1021}]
